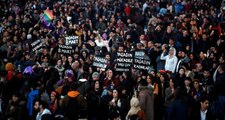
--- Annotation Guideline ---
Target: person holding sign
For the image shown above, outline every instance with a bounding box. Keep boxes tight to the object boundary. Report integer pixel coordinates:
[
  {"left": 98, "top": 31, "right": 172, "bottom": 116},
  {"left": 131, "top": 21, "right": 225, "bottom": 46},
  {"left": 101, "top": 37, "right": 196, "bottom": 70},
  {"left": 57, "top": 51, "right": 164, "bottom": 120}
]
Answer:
[{"left": 160, "top": 47, "right": 178, "bottom": 73}]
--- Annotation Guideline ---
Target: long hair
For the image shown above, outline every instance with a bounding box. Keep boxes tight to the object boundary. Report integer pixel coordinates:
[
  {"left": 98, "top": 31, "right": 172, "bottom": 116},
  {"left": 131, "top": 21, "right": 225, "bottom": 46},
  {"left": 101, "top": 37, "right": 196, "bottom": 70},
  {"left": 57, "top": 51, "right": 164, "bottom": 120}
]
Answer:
[{"left": 126, "top": 96, "right": 141, "bottom": 120}]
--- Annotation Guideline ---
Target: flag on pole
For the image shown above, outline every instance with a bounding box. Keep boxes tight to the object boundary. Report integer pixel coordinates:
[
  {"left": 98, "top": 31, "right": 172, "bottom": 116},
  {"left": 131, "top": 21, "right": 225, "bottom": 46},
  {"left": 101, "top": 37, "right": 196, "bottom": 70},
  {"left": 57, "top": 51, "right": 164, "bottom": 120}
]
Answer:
[{"left": 42, "top": 9, "right": 54, "bottom": 26}]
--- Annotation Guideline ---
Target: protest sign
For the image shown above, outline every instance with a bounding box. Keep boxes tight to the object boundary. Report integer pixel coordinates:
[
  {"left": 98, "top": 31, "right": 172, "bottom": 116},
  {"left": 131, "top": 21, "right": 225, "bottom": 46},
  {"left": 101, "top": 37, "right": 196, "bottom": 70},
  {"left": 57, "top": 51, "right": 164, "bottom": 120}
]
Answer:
[
  {"left": 65, "top": 36, "right": 79, "bottom": 45},
  {"left": 58, "top": 45, "right": 73, "bottom": 54},
  {"left": 133, "top": 58, "right": 151, "bottom": 70},
  {"left": 93, "top": 56, "right": 107, "bottom": 69},
  {"left": 133, "top": 50, "right": 151, "bottom": 71},
  {"left": 31, "top": 39, "right": 43, "bottom": 52},
  {"left": 116, "top": 52, "right": 133, "bottom": 71}
]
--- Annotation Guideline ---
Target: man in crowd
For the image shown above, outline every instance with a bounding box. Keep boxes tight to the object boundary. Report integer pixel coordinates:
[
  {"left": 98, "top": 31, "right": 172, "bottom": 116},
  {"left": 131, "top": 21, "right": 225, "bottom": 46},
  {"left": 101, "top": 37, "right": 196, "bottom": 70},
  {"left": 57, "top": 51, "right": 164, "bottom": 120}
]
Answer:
[{"left": 33, "top": 99, "right": 52, "bottom": 120}]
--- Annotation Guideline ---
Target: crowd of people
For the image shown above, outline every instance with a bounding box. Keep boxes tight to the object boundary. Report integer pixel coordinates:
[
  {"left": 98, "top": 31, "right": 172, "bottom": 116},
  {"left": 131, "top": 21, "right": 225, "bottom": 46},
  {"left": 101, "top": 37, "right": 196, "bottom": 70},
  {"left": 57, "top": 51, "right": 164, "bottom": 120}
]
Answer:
[{"left": 0, "top": 0, "right": 225, "bottom": 120}]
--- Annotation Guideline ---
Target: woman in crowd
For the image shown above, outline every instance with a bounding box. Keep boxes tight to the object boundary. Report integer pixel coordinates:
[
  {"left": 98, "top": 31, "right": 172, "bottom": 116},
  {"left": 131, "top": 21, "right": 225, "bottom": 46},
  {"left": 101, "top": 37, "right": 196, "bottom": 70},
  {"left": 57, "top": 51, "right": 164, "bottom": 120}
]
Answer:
[
  {"left": 49, "top": 91, "right": 60, "bottom": 116},
  {"left": 103, "top": 69, "right": 119, "bottom": 88},
  {"left": 175, "top": 67, "right": 187, "bottom": 89},
  {"left": 165, "top": 78, "right": 176, "bottom": 107},
  {"left": 67, "top": 55, "right": 74, "bottom": 68},
  {"left": 167, "top": 87, "right": 188, "bottom": 120},
  {"left": 191, "top": 80, "right": 204, "bottom": 102},
  {"left": 55, "top": 59, "right": 65, "bottom": 79},
  {"left": 126, "top": 96, "right": 146, "bottom": 120},
  {"left": 86, "top": 80, "right": 102, "bottom": 120},
  {"left": 109, "top": 89, "right": 127, "bottom": 120},
  {"left": 160, "top": 47, "right": 178, "bottom": 73}
]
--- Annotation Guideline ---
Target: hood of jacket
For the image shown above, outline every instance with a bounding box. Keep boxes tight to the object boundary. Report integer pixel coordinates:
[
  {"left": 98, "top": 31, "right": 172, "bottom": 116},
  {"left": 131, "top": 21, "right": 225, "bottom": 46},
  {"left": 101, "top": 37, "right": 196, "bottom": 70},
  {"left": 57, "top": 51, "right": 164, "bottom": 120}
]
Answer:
[
  {"left": 42, "top": 108, "right": 51, "bottom": 115},
  {"left": 139, "top": 86, "right": 154, "bottom": 96}
]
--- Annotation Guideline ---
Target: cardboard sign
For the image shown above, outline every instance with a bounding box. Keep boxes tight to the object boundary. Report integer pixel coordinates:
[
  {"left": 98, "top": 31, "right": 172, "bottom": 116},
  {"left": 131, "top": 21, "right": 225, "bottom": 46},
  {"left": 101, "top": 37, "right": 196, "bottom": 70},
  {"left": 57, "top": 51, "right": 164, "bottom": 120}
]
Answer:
[
  {"left": 31, "top": 39, "right": 43, "bottom": 52},
  {"left": 65, "top": 36, "right": 79, "bottom": 45},
  {"left": 58, "top": 45, "right": 73, "bottom": 54},
  {"left": 116, "top": 52, "right": 133, "bottom": 71},
  {"left": 93, "top": 56, "right": 107, "bottom": 69}
]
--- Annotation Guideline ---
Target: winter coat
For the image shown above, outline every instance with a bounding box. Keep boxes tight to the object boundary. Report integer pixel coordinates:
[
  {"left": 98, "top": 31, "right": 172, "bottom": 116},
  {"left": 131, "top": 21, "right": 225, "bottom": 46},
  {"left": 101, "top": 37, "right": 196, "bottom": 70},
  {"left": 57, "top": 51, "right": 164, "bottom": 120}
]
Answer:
[
  {"left": 138, "top": 86, "right": 154, "bottom": 120},
  {"left": 167, "top": 99, "right": 188, "bottom": 120},
  {"left": 27, "top": 90, "right": 39, "bottom": 116},
  {"left": 61, "top": 91, "right": 87, "bottom": 120}
]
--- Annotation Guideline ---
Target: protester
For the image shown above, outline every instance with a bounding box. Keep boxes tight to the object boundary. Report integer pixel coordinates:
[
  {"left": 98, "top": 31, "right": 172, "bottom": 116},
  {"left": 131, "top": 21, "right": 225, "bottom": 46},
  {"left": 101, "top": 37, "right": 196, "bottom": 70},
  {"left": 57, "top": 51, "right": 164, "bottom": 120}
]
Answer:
[
  {"left": 167, "top": 87, "right": 188, "bottom": 120},
  {"left": 61, "top": 83, "right": 87, "bottom": 120},
  {"left": 33, "top": 99, "right": 52, "bottom": 120},
  {"left": 0, "top": 0, "right": 225, "bottom": 120},
  {"left": 190, "top": 95, "right": 215, "bottom": 120},
  {"left": 138, "top": 79, "right": 154, "bottom": 120},
  {"left": 126, "top": 96, "right": 146, "bottom": 120}
]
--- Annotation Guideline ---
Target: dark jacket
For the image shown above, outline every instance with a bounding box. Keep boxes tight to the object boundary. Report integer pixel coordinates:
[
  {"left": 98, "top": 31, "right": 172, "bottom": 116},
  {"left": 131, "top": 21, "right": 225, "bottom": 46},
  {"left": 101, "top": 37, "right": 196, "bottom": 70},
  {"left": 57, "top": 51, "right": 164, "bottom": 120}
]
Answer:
[
  {"left": 167, "top": 99, "right": 188, "bottom": 120},
  {"left": 61, "top": 91, "right": 87, "bottom": 120},
  {"left": 191, "top": 108, "right": 215, "bottom": 120},
  {"left": 215, "top": 71, "right": 225, "bottom": 95},
  {"left": 138, "top": 86, "right": 154, "bottom": 120}
]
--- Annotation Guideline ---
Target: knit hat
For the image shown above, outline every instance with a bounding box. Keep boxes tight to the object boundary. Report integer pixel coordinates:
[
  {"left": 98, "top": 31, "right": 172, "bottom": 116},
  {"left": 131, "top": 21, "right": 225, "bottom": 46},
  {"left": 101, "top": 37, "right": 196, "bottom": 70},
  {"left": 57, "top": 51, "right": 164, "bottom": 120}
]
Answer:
[
  {"left": 5, "top": 62, "right": 14, "bottom": 71},
  {"left": 23, "top": 66, "right": 34, "bottom": 75},
  {"left": 27, "top": 34, "right": 32, "bottom": 40},
  {"left": 65, "top": 69, "right": 74, "bottom": 78},
  {"left": 102, "top": 33, "right": 108, "bottom": 40},
  {"left": 92, "top": 72, "right": 100, "bottom": 78}
]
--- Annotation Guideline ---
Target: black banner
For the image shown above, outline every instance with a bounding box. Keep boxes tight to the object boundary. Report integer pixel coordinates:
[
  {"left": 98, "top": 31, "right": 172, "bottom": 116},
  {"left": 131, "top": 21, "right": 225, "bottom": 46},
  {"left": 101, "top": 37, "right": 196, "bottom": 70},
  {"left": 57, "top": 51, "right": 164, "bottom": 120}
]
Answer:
[
  {"left": 58, "top": 45, "right": 73, "bottom": 54},
  {"left": 133, "top": 58, "right": 151, "bottom": 71},
  {"left": 31, "top": 39, "right": 43, "bottom": 52},
  {"left": 65, "top": 36, "right": 79, "bottom": 45},
  {"left": 93, "top": 56, "right": 107, "bottom": 69},
  {"left": 133, "top": 50, "right": 151, "bottom": 71},
  {"left": 116, "top": 52, "right": 133, "bottom": 71}
]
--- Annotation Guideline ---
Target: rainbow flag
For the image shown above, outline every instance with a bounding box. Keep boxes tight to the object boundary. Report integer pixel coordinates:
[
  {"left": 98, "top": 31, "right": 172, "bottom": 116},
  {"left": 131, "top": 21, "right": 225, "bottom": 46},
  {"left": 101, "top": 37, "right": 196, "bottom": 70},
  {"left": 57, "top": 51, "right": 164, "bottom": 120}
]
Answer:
[{"left": 42, "top": 9, "right": 54, "bottom": 26}]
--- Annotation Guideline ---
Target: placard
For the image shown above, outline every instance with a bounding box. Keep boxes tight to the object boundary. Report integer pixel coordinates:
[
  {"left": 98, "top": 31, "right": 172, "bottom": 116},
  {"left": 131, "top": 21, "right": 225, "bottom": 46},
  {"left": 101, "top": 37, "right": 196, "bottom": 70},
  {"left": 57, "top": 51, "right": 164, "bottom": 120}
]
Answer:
[
  {"left": 58, "top": 45, "right": 73, "bottom": 54},
  {"left": 116, "top": 52, "right": 133, "bottom": 71},
  {"left": 93, "top": 56, "right": 107, "bottom": 69},
  {"left": 135, "top": 51, "right": 145, "bottom": 59},
  {"left": 65, "top": 36, "right": 79, "bottom": 45},
  {"left": 31, "top": 39, "right": 43, "bottom": 52},
  {"left": 133, "top": 58, "right": 151, "bottom": 71}
]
